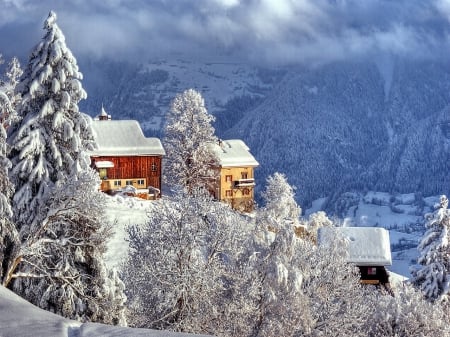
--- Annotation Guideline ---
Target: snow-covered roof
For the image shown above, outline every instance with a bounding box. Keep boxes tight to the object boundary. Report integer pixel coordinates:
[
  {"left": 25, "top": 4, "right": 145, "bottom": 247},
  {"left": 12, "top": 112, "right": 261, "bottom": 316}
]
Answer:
[
  {"left": 318, "top": 227, "right": 392, "bottom": 266},
  {"left": 211, "top": 139, "right": 259, "bottom": 168},
  {"left": 90, "top": 120, "right": 165, "bottom": 156}
]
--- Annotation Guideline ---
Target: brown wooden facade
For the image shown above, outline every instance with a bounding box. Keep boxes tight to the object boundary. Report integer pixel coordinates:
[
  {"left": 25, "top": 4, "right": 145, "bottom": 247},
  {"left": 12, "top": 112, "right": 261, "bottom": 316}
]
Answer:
[
  {"left": 91, "top": 155, "right": 163, "bottom": 199},
  {"left": 89, "top": 113, "right": 165, "bottom": 200}
]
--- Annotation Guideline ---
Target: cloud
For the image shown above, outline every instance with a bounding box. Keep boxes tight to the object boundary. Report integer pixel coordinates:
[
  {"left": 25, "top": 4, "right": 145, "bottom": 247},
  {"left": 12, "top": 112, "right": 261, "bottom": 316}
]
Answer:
[{"left": 1, "top": 0, "right": 450, "bottom": 65}]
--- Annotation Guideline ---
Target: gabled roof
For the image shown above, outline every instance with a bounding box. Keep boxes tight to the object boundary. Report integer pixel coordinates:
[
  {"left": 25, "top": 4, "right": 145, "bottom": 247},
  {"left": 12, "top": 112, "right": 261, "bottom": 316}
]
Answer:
[
  {"left": 318, "top": 227, "right": 392, "bottom": 266},
  {"left": 90, "top": 120, "right": 165, "bottom": 156},
  {"left": 211, "top": 139, "right": 259, "bottom": 168}
]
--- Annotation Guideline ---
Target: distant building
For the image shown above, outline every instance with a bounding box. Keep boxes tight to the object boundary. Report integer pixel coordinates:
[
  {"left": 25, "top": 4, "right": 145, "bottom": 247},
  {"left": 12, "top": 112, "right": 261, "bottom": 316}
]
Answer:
[
  {"left": 318, "top": 226, "right": 392, "bottom": 285},
  {"left": 89, "top": 110, "right": 165, "bottom": 199},
  {"left": 210, "top": 139, "right": 259, "bottom": 212}
]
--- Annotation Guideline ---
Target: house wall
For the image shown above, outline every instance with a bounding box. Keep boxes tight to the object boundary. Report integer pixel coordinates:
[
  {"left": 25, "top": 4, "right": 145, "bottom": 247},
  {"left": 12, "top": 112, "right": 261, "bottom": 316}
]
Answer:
[
  {"left": 91, "top": 155, "right": 163, "bottom": 193},
  {"left": 217, "top": 166, "right": 256, "bottom": 212},
  {"left": 358, "top": 265, "right": 390, "bottom": 285}
]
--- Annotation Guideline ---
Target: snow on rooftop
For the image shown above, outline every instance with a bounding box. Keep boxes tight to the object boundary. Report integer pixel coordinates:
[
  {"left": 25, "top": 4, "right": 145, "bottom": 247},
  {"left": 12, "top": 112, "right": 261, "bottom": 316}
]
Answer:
[
  {"left": 318, "top": 227, "right": 392, "bottom": 266},
  {"left": 90, "top": 120, "right": 165, "bottom": 156},
  {"left": 211, "top": 139, "right": 259, "bottom": 167},
  {"left": 100, "top": 105, "right": 108, "bottom": 117}
]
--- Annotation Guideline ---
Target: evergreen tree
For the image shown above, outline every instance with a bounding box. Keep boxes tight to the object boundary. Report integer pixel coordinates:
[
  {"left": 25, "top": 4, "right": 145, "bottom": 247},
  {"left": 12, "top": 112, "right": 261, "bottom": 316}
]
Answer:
[
  {"left": 8, "top": 11, "right": 94, "bottom": 234},
  {"left": 0, "top": 55, "right": 21, "bottom": 281},
  {"left": 4, "top": 12, "right": 126, "bottom": 324},
  {"left": 411, "top": 195, "right": 450, "bottom": 301},
  {"left": 163, "top": 89, "right": 219, "bottom": 193}
]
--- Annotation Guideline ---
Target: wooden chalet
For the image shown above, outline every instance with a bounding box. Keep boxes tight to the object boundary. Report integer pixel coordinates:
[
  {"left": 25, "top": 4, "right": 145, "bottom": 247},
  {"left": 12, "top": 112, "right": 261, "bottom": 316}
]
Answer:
[
  {"left": 89, "top": 109, "right": 165, "bottom": 199},
  {"left": 210, "top": 139, "right": 259, "bottom": 212},
  {"left": 318, "top": 226, "right": 392, "bottom": 285}
]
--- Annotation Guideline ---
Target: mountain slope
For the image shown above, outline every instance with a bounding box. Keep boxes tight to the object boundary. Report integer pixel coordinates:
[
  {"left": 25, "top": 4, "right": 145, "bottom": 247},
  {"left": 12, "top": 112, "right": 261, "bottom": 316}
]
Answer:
[{"left": 225, "top": 59, "right": 450, "bottom": 207}]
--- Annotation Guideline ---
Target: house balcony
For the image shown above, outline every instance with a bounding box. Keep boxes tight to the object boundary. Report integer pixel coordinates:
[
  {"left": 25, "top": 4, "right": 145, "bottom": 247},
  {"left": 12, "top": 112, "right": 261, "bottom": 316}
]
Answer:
[{"left": 234, "top": 178, "right": 255, "bottom": 188}]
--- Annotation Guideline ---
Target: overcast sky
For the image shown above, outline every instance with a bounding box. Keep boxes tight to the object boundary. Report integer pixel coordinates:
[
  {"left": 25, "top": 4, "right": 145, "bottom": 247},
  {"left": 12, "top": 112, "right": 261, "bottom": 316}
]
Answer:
[{"left": 1, "top": 0, "right": 450, "bottom": 65}]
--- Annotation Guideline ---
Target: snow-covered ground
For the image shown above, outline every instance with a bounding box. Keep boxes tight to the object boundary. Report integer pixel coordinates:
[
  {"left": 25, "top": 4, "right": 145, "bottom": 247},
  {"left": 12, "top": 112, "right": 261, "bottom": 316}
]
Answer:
[
  {"left": 0, "top": 284, "right": 209, "bottom": 337},
  {"left": 104, "top": 195, "right": 154, "bottom": 269}
]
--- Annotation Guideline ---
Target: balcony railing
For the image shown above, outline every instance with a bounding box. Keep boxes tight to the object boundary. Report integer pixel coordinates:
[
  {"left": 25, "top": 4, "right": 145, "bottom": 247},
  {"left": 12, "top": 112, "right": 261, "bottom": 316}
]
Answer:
[{"left": 234, "top": 178, "right": 255, "bottom": 188}]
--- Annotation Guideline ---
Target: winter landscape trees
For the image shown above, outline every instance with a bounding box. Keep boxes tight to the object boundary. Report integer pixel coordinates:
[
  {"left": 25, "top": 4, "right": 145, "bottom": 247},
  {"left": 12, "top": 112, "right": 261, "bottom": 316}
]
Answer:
[
  {"left": 411, "top": 195, "right": 450, "bottom": 301},
  {"left": 1, "top": 8, "right": 450, "bottom": 337},
  {"left": 0, "top": 12, "right": 126, "bottom": 324},
  {"left": 0, "top": 55, "right": 21, "bottom": 282},
  {"left": 122, "top": 189, "right": 256, "bottom": 335},
  {"left": 163, "top": 88, "right": 219, "bottom": 193}
]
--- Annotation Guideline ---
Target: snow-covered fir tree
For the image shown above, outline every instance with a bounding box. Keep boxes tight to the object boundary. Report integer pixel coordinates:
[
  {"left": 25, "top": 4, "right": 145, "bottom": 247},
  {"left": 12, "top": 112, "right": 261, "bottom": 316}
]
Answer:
[
  {"left": 411, "top": 195, "right": 450, "bottom": 301},
  {"left": 163, "top": 89, "right": 219, "bottom": 193},
  {"left": 4, "top": 12, "right": 126, "bottom": 324},
  {"left": 8, "top": 11, "right": 94, "bottom": 234},
  {"left": 0, "top": 55, "right": 21, "bottom": 281},
  {"left": 0, "top": 55, "right": 22, "bottom": 127}
]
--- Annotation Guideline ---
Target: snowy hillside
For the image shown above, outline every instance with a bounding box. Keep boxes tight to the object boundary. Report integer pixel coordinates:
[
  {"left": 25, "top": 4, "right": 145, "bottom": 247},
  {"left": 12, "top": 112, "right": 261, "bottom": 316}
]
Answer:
[{"left": 79, "top": 58, "right": 281, "bottom": 135}]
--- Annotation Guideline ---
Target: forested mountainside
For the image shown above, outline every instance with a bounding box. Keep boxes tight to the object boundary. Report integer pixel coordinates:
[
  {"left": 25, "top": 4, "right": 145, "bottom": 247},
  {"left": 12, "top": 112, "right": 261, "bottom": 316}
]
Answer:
[
  {"left": 226, "top": 59, "right": 450, "bottom": 208},
  {"left": 79, "top": 58, "right": 450, "bottom": 210}
]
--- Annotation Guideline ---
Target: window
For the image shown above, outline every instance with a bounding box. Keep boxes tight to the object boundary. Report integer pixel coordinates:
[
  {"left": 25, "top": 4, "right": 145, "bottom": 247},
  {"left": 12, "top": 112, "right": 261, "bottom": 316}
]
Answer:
[
  {"left": 98, "top": 168, "right": 107, "bottom": 179},
  {"left": 241, "top": 172, "right": 248, "bottom": 179},
  {"left": 367, "top": 267, "right": 377, "bottom": 275},
  {"left": 125, "top": 180, "right": 133, "bottom": 186},
  {"left": 114, "top": 180, "right": 121, "bottom": 187},
  {"left": 225, "top": 175, "right": 232, "bottom": 182},
  {"left": 225, "top": 190, "right": 233, "bottom": 197},
  {"left": 151, "top": 163, "right": 158, "bottom": 172},
  {"left": 137, "top": 179, "right": 145, "bottom": 185},
  {"left": 243, "top": 188, "right": 250, "bottom": 196}
]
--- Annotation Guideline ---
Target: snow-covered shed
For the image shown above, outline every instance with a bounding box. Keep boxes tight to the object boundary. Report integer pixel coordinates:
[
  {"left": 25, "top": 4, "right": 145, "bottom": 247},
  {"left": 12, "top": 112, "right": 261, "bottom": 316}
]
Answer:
[
  {"left": 89, "top": 113, "right": 165, "bottom": 199},
  {"left": 318, "top": 226, "right": 392, "bottom": 285},
  {"left": 210, "top": 139, "right": 259, "bottom": 212}
]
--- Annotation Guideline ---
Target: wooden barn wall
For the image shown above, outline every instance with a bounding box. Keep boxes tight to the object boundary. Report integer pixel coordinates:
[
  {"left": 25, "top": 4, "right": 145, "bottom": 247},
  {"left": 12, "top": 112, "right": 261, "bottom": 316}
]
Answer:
[{"left": 92, "top": 156, "right": 162, "bottom": 189}]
